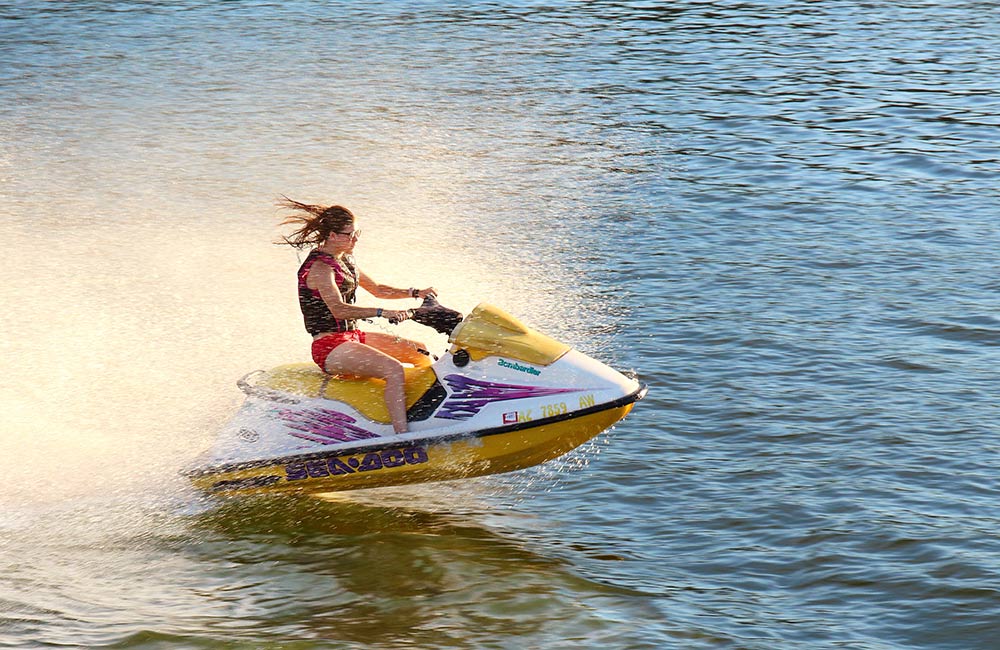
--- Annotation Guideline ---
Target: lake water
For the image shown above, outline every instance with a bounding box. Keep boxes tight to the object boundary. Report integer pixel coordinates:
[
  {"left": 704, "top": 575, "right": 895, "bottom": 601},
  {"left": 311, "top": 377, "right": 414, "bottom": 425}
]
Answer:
[{"left": 2, "top": 2, "right": 999, "bottom": 648}]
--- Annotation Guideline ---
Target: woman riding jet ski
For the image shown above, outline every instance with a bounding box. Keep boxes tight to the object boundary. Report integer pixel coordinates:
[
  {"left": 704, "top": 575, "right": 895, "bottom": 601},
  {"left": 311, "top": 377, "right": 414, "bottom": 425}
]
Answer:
[
  {"left": 185, "top": 298, "right": 646, "bottom": 495},
  {"left": 184, "top": 200, "right": 645, "bottom": 495}
]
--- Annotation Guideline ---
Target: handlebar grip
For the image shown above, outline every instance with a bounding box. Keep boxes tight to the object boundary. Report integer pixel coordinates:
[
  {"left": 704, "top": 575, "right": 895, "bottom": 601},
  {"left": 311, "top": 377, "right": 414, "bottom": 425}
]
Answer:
[{"left": 388, "top": 309, "right": 415, "bottom": 325}]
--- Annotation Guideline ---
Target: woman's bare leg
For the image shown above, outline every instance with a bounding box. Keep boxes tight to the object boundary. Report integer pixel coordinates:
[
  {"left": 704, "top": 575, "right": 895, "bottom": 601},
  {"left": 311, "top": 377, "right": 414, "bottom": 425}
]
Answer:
[
  {"left": 363, "top": 332, "right": 432, "bottom": 367},
  {"left": 323, "top": 341, "right": 409, "bottom": 433}
]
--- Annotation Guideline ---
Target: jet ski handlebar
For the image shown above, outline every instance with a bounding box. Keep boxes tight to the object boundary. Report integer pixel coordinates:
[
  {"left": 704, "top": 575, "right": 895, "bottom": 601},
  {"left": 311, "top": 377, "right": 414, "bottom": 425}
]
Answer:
[
  {"left": 408, "top": 295, "right": 464, "bottom": 334},
  {"left": 386, "top": 309, "right": 415, "bottom": 325}
]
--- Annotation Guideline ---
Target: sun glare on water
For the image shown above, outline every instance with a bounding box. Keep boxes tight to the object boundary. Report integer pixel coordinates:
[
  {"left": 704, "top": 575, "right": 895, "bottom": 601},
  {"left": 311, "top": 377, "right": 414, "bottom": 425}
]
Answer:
[{"left": 0, "top": 170, "right": 583, "bottom": 507}]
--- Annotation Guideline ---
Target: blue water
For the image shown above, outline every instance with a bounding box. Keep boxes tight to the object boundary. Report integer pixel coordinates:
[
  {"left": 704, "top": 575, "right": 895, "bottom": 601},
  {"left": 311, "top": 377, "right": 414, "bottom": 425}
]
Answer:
[{"left": 2, "top": 2, "right": 1000, "bottom": 648}]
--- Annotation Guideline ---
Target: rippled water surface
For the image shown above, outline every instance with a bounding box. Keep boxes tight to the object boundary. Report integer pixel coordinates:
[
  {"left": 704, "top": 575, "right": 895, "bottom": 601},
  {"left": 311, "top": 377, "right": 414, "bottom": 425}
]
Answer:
[{"left": 3, "top": 2, "right": 1000, "bottom": 648}]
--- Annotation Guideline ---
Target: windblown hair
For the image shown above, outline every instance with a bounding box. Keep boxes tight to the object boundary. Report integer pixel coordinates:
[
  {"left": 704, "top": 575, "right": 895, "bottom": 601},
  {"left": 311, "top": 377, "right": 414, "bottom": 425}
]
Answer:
[{"left": 277, "top": 196, "right": 355, "bottom": 249}]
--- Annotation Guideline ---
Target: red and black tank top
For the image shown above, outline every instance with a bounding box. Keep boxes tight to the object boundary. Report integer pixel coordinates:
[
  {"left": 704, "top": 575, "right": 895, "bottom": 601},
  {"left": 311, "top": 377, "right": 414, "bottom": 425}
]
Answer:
[{"left": 297, "top": 250, "right": 359, "bottom": 335}]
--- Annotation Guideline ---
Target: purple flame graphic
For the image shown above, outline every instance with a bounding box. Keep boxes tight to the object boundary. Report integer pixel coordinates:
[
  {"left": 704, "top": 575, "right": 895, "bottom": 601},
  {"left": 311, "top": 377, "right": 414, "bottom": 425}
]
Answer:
[
  {"left": 279, "top": 407, "right": 380, "bottom": 444},
  {"left": 435, "top": 375, "right": 580, "bottom": 421}
]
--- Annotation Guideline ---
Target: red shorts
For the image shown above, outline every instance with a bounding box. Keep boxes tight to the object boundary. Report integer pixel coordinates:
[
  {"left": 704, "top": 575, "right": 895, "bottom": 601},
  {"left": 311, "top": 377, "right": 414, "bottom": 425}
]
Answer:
[{"left": 311, "top": 330, "right": 366, "bottom": 369}]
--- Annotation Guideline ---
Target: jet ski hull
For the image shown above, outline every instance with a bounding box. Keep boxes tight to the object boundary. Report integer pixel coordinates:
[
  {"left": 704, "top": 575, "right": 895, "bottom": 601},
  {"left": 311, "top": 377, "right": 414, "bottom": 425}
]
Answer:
[
  {"left": 188, "top": 387, "right": 644, "bottom": 495},
  {"left": 185, "top": 303, "right": 647, "bottom": 496}
]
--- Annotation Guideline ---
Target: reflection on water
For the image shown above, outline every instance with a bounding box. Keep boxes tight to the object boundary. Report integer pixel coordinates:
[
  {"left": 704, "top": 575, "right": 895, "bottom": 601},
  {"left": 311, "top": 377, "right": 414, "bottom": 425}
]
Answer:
[
  {"left": 190, "top": 497, "right": 585, "bottom": 645},
  {"left": 2, "top": 493, "right": 659, "bottom": 648}
]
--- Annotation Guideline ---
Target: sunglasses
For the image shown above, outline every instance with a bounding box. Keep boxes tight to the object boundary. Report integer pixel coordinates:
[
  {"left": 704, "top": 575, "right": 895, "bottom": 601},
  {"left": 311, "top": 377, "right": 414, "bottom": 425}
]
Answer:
[{"left": 337, "top": 228, "right": 362, "bottom": 240}]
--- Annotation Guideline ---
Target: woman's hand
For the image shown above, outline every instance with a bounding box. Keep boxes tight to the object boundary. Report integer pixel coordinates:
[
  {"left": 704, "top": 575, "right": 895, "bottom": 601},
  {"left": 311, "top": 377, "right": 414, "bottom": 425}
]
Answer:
[
  {"left": 385, "top": 309, "right": 414, "bottom": 324},
  {"left": 416, "top": 287, "right": 437, "bottom": 299}
]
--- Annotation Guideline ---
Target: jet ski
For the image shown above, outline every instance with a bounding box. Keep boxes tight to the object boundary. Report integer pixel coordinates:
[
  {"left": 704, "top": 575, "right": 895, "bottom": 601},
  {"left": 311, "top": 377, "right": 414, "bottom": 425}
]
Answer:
[{"left": 184, "top": 299, "right": 647, "bottom": 496}]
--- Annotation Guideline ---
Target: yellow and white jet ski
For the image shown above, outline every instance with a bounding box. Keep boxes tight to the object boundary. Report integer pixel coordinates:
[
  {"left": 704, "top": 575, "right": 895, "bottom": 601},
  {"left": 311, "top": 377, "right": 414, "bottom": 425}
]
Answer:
[{"left": 185, "top": 301, "right": 646, "bottom": 496}]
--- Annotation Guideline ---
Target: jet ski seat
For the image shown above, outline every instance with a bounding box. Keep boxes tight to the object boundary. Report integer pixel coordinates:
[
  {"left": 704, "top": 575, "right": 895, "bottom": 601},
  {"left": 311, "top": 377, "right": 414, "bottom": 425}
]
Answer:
[
  {"left": 245, "top": 304, "right": 566, "bottom": 423},
  {"left": 254, "top": 363, "right": 440, "bottom": 423}
]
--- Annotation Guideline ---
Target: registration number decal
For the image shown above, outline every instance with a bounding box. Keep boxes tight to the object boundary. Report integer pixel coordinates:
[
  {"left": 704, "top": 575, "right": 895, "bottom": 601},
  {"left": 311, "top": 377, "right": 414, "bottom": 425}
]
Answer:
[{"left": 539, "top": 402, "right": 568, "bottom": 418}]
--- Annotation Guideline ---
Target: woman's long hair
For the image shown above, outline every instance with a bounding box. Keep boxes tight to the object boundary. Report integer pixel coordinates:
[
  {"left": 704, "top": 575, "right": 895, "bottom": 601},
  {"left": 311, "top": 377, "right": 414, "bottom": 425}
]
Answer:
[{"left": 277, "top": 196, "right": 355, "bottom": 249}]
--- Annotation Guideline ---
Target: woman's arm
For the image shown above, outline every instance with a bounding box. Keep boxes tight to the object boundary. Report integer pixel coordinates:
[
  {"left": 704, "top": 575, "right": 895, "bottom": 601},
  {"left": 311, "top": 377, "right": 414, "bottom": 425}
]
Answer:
[
  {"left": 359, "top": 270, "right": 435, "bottom": 300},
  {"left": 311, "top": 264, "right": 409, "bottom": 321}
]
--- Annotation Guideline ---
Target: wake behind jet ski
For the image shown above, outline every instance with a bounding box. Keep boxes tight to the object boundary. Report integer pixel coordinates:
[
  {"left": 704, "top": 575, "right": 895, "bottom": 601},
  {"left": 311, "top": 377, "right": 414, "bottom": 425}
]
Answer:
[{"left": 185, "top": 300, "right": 646, "bottom": 496}]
